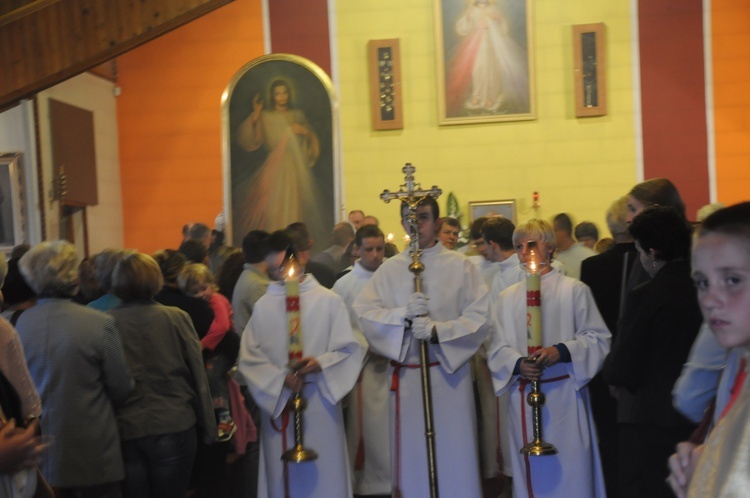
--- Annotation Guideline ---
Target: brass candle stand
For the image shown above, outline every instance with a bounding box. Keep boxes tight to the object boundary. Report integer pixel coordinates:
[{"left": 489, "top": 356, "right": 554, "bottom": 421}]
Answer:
[{"left": 281, "top": 390, "right": 318, "bottom": 463}]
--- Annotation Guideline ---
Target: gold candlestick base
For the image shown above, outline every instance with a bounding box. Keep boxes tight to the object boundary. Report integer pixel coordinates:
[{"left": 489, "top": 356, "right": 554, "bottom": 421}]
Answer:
[
  {"left": 282, "top": 445, "right": 318, "bottom": 463},
  {"left": 281, "top": 392, "right": 318, "bottom": 463},
  {"left": 521, "top": 438, "right": 558, "bottom": 456}
]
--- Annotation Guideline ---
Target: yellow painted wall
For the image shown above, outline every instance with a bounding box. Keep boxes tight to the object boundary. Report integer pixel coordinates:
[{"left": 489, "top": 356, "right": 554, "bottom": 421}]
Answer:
[{"left": 336, "top": 0, "right": 637, "bottom": 238}]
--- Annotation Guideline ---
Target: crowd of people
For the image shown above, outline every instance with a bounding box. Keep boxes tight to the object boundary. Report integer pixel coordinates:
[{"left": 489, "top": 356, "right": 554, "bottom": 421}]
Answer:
[{"left": 0, "top": 180, "right": 746, "bottom": 498}]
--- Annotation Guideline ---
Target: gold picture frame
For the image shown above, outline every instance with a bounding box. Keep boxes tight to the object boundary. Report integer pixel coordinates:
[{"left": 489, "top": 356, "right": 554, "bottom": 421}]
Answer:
[
  {"left": 573, "top": 23, "right": 607, "bottom": 117},
  {"left": 368, "top": 39, "right": 403, "bottom": 130},
  {"left": 469, "top": 199, "right": 516, "bottom": 224},
  {"left": 434, "top": 0, "right": 535, "bottom": 125},
  {"left": 0, "top": 153, "right": 28, "bottom": 254},
  {"left": 221, "top": 54, "right": 342, "bottom": 248}
]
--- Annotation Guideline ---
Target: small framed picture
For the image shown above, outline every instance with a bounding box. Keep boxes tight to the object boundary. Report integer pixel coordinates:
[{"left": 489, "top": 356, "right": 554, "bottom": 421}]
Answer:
[
  {"left": 0, "top": 153, "right": 28, "bottom": 254},
  {"left": 469, "top": 199, "right": 516, "bottom": 223},
  {"left": 573, "top": 23, "right": 607, "bottom": 117}
]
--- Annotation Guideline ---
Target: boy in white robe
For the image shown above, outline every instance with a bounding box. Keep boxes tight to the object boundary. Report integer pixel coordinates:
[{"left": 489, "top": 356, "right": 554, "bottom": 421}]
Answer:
[
  {"left": 332, "top": 225, "right": 391, "bottom": 496},
  {"left": 238, "top": 238, "right": 365, "bottom": 498},
  {"left": 354, "top": 198, "right": 488, "bottom": 498},
  {"left": 488, "top": 219, "right": 610, "bottom": 498}
]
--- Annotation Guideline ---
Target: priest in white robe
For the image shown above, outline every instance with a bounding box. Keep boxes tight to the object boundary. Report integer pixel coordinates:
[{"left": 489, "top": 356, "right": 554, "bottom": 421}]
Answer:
[
  {"left": 354, "top": 198, "right": 487, "bottom": 498},
  {"left": 332, "top": 225, "right": 391, "bottom": 496},
  {"left": 238, "top": 262, "right": 365, "bottom": 498},
  {"left": 488, "top": 219, "right": 610, "bottom": 498}
]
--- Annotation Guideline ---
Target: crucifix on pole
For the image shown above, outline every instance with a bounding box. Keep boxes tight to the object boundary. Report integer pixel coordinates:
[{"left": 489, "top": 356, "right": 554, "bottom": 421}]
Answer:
[{"left": 380, "top": 163, "right": 442, "bottom": 498}]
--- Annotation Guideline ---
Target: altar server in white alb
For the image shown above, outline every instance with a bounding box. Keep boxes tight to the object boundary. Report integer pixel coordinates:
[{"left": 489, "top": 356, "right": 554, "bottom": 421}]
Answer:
[
  {"left": 238, "top": 232, "right": 365, "bottom": 498},
  {"left": 354, "top": 197, "right": 488, "bottom": 498},
  {"left": 332, "top": 224, "right": 391, "bottom": 496},
  {"left": 488, "top": 219, "right": 610, "bottom": 498}
]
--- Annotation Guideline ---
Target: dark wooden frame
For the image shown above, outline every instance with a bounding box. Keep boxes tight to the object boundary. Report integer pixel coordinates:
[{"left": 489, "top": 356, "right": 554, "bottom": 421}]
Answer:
[
  {"left": 368, "top": 39, "right": 403, "bottom": 130},
  {"left": 573, "top": 23, "right": 607, "bottom": 117}
]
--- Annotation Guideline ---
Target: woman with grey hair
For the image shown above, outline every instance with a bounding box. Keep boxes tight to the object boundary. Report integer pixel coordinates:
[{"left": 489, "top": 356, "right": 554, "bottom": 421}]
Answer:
[
  {"left": 15, "top": 241, "right": 133, "bottom": 497},
  {"left": 109, "top": 252, "right": 216, "bottom": 498}
]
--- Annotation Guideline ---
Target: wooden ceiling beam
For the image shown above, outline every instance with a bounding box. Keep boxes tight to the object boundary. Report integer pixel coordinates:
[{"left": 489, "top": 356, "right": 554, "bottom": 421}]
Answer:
[{"left": 0, "top": 0, "right": 233, "bottom": 111}]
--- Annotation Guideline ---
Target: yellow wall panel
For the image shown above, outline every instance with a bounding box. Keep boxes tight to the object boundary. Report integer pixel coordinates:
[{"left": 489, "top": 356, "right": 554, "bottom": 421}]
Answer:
[{"left": 335, "top": 0, "right": 637, "bottom": 238}]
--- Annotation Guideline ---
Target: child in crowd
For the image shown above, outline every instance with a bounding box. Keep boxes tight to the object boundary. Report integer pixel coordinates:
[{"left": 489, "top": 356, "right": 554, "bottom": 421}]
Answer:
[
  {"left": 178, "top": 263, "right": 239, "bottom": 441},
  {"left": 668, "top": 202, "right": 750, "bottom": 497}
]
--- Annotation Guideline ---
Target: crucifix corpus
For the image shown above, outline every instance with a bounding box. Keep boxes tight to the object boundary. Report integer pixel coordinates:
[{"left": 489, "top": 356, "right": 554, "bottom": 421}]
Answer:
[{"left": 379, "top": 163, "right": 442, "bottom": 498}]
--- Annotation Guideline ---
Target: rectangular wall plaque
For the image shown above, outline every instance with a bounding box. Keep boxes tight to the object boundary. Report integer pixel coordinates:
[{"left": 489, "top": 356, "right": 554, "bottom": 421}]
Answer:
[
  {"left": 368, "top": 39, "right": 403, "bottom": 130},
  {"left": 573, "top": 23, "right": 607, "bottom": 117}
]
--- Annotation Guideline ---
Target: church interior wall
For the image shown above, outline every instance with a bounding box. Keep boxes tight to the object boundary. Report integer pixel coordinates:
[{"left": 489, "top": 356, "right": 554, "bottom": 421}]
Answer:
[
  {"left": 116, "top": 0, "right": 264, "bottom": 253},
  {"left": 4, "top": 0, "right": 750, "bottom": 254},
  {"left": 36, "top": 73, "right": 125, "bottom": 254},
  {"left": 336, "top": 0, "right": 637, "bottom": 238}
]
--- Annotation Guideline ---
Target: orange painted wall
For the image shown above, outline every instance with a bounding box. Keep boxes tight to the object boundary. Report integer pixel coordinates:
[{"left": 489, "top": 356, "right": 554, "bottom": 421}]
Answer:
[
  {"left": 712, "top": 2, "right": 750, "bottom": 205},
  {"left": 117, "top": 0, "right": 264, "bottom": 253}
]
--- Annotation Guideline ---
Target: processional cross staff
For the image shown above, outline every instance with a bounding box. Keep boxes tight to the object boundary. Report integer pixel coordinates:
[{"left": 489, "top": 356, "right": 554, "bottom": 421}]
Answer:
[{"left": 380, "top": 163, "right": 442, "bottom": 498}]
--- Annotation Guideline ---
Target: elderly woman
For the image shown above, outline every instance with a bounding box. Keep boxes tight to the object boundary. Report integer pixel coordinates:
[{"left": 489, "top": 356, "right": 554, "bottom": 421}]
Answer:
[
  {"left": 109, "top": 253, "right": 216, "bottom": 498},
  {"left": 15, "top": 241, "right": 133, "bottom": 497},
  {"left": 603, "top": 207, "right": 702, "bottom": 498}
]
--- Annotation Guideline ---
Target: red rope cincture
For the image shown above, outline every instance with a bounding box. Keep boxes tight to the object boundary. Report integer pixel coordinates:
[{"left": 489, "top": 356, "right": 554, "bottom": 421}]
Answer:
[
  {"left": 270, "top": 408, "right": 292, "bottom": 498},
  {"left": 389, "top": 360, "right": 441, "bottom": 498},
  {"left": 518, "top": 374, "right": 570, "bottom": 498},
  {"left": 355, "top": 371, "right": 365, "bottom": 470}
]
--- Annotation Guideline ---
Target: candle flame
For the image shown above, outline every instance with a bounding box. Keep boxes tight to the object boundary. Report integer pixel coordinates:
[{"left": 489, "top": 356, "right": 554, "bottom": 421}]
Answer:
[
  {"left": 387, "top": 232, "right": 394, "bottom": 242},
  {"left": 288, "top": 267, "right": 295, "bottom": 278}
]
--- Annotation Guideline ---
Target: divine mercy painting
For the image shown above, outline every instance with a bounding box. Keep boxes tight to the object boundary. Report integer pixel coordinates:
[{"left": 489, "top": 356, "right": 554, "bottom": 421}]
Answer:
[
  {"left": 222, "top": 54, "right": 340, "bottom": 247},
  {"left": 435, "top": 0, "right": 535, "bottom": 125}
]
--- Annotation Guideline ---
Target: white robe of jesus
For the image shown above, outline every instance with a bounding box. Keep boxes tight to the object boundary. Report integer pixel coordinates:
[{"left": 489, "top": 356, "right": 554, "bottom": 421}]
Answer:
[
  {"left": 333, "top": 261, "right": 392, "bottom": 495},
  {"left": 353, "top": 243, "right": 487, "bottom": 498},
  {"left": 488, "top": 269, "right": 610, "bottom": 498},
  {"left": 238, "top": 276, "right": 364, "bottom": 498}
]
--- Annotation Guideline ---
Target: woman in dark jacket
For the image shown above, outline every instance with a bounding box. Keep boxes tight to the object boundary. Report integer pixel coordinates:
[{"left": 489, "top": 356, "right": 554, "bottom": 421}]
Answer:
[
  {"left": 603, "top": 207, "right": 702, "bottom": 498},
  {"left": 110, "top": 253, "right": 216, "bottom": 498}
]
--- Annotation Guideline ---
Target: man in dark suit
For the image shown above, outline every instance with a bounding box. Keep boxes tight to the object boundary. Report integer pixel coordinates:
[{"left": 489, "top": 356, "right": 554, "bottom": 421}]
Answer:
[{"left": 580, "top": 197, "right": 638, "bottom": 498}]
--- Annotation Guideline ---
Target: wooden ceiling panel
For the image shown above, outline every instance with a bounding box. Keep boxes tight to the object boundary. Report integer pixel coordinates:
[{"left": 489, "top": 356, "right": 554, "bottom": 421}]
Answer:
[{"left": 0, "top": 0, "right": 233, "bottom": 110}]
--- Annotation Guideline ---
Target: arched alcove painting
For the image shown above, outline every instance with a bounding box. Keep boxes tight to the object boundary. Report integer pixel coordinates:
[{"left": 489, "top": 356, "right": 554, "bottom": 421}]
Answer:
[{"left": 222, "top": 54, "right": 339, "bottom": 247}]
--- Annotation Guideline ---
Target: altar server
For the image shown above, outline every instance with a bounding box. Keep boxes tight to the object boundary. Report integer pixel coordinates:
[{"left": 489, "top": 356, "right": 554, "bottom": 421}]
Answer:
[
  {"left": 238, "top": 239, "right": 364, "bottom": 498},
  {"left": 488, "top": 219, "right": 610, "bottom": 498}
]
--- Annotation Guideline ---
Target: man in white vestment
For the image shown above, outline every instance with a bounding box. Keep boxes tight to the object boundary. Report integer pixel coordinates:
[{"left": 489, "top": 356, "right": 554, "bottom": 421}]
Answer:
[
  {"left": 238, "top": 243, "right": 365, "bottom": 498},
  {"left": 472, "top": 217, "right": 519, "bottom": 492},
  {"left": 354, "top": 197, "right": 488, "bottom": 498},
  {"left": 332, "top": 225, "right": 391, "bottom": 496},
  {"left": 488, "top": 219, "right": 610, "bottom": 498}
]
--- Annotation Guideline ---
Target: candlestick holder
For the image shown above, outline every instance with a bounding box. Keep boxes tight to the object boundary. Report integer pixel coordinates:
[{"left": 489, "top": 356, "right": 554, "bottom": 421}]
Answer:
[
  {"left": 282, "top": 391, "right": 319, "bottom": 463},
  {"left": 520, "top": 373, "right": 558, "bottom": 456}
]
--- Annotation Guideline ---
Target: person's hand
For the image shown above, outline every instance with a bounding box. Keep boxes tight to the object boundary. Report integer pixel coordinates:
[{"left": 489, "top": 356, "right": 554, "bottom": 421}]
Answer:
[
  {"left": 667, "top": 441, "right": 703, "bottom": 498},
  {"left": 411, "top": 317, "right": 434, "bottom": 341},
  {"left": 252, "top": 93, "right": 263, "bottom": 116},
  {"left": 0, "top": 419, "right": 47, "bottom": 473},
  {"left": 519, "top": 358, "right": 542, "bottom": 381},
  {"left": 529, "top": 346, "right": 561, "bottom": 368},
  {"left": 296, "top": 357, "right": 321, "bottom": 375},
  {"left": 291, "top": 123, "right": 310, "bottom": 137},
  {"left": 406, "top": 292, "right": 429, "bottom": 319},
  {"left": 284, "top": 372, "right": 303, "bottom": 393}
]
